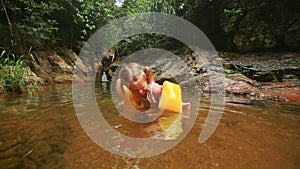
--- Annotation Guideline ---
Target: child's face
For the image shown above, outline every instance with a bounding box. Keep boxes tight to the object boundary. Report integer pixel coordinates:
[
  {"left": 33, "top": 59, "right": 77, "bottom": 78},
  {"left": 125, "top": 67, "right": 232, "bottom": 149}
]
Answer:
[{"left": 129, "top": 79, "right": 148, "bottom": 98}]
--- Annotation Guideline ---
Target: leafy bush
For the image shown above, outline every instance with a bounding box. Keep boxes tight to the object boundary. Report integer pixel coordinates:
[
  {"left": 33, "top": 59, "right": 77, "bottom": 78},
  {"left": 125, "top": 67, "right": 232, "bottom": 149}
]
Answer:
[
  {"left": 1, "top": 0, "right": 62, "bottom": 50},
  {"left": 0, "top": 48, "right": 39, "bottom": 96},
  {"left": 72, "top": 0, "right": 115, "bottom": 40}
]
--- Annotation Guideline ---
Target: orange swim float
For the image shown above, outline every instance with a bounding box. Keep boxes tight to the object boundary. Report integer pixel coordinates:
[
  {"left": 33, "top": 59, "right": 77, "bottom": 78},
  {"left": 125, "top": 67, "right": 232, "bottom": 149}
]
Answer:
[{"left": 158, "top": 81, "right": 183, "bottom": 113}]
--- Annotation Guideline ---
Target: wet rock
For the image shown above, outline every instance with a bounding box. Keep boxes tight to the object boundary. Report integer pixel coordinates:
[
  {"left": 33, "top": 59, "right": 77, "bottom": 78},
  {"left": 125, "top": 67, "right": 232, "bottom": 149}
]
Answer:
[
  {"left": 183, "top": 52, "right": 204, "bottom": 75},
  {"left": 226, "top": 73, "right": 256, "bottom": 85},
  {"left": 153, "top": 59, "right": 193, "bottom": 84},
  {"left": 24, "top": 68, "right": 44, "bottom": 85},
  {"left": 34, "top": 51, "right": 73, "bottom": 83},
  {"left": 250, "top": 82, "right": 300, "bottom": 104},
  {"left": 53, "top": 74, "right": 73, "bottom": 84},
  {"left": 225, "top": 73, "right": 255, "bottom": 94},
  {"left": 48, "top": 54, "right": 73, "bottom": 73},
  {"left": 225, "top": 77, "right": 253, "bottom": 94},
  {"left": 219, "top": 52, "right": 300, "bottom": 82},
  {"left": 32, "top": 50, "right": 101, "bottom": 83}
]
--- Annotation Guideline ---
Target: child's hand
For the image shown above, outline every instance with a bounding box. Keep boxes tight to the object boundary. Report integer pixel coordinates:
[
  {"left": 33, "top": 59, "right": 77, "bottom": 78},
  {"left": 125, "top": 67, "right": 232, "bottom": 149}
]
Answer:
[{"left": 182, "top": 102, "right": 191, "bottom": 110}]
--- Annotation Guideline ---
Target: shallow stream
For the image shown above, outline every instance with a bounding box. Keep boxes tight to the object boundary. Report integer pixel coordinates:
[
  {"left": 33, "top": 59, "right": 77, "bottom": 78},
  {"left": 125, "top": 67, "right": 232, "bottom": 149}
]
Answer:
[{"left": 0, "top": 83, "right": 299, "bottom": 169}]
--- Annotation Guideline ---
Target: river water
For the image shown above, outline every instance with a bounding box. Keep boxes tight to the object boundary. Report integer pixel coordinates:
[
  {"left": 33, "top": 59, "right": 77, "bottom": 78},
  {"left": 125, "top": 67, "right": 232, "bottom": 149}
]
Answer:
[{"left": 0, "top": 83, "right": 299, "bottom": 169}]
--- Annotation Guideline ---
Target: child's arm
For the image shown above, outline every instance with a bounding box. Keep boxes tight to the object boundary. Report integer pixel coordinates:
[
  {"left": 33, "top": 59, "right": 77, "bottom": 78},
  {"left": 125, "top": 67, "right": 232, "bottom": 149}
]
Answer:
[
  {"left": 151, "top": 82, "right": 163, "bottom": 103},
  {"left": 115, "top": 78, "right": 125, "bottom": 104}
]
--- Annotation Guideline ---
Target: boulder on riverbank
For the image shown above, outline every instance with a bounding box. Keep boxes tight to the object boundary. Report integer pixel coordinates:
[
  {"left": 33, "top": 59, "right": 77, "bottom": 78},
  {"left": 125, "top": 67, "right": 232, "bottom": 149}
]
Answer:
[{"left": 219, "top": 0, "right": 300, "bottom": 52}]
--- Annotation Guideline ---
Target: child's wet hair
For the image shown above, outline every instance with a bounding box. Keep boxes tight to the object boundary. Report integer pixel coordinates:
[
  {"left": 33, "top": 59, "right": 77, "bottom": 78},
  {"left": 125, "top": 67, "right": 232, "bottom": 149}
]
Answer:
[{"left": 119, "top": 63, "right": 154, "bottom": 88}]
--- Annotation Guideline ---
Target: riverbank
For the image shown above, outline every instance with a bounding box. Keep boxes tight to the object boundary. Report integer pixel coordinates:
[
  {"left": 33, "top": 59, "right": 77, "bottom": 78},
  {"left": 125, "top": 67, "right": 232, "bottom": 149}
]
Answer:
[
  {"left": 220, "top": 52, "right": 300, "bottom": 104},
  {"left": 0, "top": 50, "right": 299, "bottom": 104}
]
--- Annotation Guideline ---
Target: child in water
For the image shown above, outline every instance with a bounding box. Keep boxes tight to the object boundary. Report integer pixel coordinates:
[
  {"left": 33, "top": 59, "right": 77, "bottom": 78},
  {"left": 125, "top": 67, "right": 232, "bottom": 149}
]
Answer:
[{"left": 115, "top": 63, "right": 190, "bottom": 113}]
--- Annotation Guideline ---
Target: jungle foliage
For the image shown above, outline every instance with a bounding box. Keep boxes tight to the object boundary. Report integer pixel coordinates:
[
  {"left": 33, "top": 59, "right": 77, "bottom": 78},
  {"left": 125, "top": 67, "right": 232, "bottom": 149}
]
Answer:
[
  {"left": 0, "top": 0, "right": 205, "bottom": 93},
  {"left": 1, "top": 0, "right": 286, "bottom": 55},
  {"left": 0, "top": 0, "right": 200, "bottom": 54}
]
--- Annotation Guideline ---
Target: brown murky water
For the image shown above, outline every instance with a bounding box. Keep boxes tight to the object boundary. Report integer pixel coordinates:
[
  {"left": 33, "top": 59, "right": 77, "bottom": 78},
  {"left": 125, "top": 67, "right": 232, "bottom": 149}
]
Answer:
[{"left": 0, "top": 83, "right": 299, "bottom": 169}]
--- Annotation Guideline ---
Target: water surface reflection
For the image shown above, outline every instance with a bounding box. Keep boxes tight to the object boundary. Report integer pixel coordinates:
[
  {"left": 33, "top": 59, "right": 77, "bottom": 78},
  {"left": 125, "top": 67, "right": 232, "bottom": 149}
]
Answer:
[{"left": 0, "top": 83, "right": 299, "bottom": 168}]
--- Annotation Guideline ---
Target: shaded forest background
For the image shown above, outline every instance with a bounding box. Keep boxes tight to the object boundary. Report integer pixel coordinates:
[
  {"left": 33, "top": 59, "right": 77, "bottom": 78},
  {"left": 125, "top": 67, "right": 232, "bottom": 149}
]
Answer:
[
  {"left": 0, "top": 0, "right": 299, "bottom": 94},
  {"left": 1, "top": 0, "right": 299, "bottom": 55}
]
